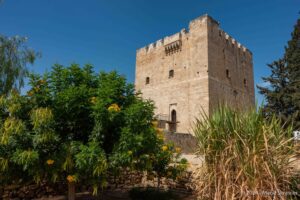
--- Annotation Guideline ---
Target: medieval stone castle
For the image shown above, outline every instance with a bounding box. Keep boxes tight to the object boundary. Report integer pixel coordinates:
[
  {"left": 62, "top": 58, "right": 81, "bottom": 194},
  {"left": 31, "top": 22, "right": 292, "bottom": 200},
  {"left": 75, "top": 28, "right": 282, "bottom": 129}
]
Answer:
[{"left": 135, "top": 14, "right": 255, "bottom": 134}]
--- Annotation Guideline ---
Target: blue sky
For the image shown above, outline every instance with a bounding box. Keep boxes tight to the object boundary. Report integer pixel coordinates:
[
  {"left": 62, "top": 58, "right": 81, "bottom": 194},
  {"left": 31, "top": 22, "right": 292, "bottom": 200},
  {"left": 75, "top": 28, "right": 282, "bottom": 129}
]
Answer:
[{"left": 0, "top": 0, "right": 298, "bottom": 103}]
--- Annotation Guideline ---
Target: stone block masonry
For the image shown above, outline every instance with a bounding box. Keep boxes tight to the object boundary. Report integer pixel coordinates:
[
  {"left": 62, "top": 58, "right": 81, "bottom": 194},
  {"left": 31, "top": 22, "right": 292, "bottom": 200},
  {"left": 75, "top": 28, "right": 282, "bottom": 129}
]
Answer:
[{"left": 135, "top": 14, "right": 254, "bottom": 134}]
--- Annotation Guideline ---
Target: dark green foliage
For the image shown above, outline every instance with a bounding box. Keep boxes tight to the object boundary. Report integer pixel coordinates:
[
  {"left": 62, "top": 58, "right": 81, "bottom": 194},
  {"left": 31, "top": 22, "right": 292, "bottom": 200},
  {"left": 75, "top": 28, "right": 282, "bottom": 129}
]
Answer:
[
  {"left": 285, "top": 18, "right": 300, "bottom": 129},
  {"left": 0, "top": 35, "right": 38, "bottom": 95},
  {"left": 258, "top": 17, "right": 300, "bottom": 130},
  {"left": 0, "top": 64, "right": 187, "bottom": 195},
  {"left": 92, "top": 71, "right": 135, "bottom": 153},
  {"left": 108, "top": 100, "right": 158, "bottom": 169},
  {"left": 48, "top": 64, "right": 97, "bottom": 142},
  {"left": 257, "top": 59, "right": 292, "bottom": 126}
]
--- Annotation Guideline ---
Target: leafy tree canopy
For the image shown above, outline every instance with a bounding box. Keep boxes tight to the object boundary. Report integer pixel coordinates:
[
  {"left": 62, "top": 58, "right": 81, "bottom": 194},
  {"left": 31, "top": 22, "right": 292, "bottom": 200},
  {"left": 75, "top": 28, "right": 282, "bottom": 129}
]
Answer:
[
  {"left": 0, "top": 35, "right": 38, "bottom": 95},
  {"left": 0, "top": 64, "right": 187, "bottom": 197}
]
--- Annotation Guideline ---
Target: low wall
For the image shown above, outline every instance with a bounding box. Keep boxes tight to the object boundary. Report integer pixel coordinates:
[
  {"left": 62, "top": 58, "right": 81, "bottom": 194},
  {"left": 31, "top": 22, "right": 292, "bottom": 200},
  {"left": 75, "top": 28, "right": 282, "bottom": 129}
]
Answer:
[
  {"left": 164, "top": 132, "right": 197, "bottom": 154},
  {"left": 1, "top": 170, "right": 196, "bottom": 199},
  {"left": 0, "top": 182, "right": 67, "bottom": 200}
]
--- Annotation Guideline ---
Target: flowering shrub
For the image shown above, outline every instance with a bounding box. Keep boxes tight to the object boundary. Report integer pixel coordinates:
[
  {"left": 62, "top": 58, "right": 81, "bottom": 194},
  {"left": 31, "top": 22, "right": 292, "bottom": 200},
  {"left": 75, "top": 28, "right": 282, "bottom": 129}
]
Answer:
[{"left": 0, "top": 64, "right": 187, "bottom": 198}]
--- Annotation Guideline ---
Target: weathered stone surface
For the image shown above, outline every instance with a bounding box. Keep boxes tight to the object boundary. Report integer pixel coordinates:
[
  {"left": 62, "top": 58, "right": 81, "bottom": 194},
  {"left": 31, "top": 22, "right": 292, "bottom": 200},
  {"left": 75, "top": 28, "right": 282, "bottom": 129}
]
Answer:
[
  {"left": 1, "top": 182, "right": 66, "bottom": 200},
  {"left": 164, "top": 131, "right": 197, "bottom": 153},
  {"left": 135, "top": 14, "right": 254, "bottom": 134}
]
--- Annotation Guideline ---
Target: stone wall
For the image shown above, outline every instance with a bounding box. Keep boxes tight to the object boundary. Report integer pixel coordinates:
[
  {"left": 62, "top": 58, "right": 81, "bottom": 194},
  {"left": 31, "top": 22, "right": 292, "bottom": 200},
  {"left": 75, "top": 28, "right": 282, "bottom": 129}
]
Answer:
[
  {"left": 207, "top": 16, "right": 255, "bottom": 113},
  {"left": 164, "top": 132, "right": 197, "bottom": 154},
  {"left": 0, "top": 170, "right": 196, "bottom": 199},
  {"left": 135, "top": 15, "right": 209, "bottom": 134},
  {"left": 0, "top": 182, "right": 67, "bottom": 200}
]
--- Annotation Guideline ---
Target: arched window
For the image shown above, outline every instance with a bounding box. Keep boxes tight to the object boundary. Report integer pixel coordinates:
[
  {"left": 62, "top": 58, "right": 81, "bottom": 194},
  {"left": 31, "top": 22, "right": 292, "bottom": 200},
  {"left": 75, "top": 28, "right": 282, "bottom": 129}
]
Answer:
[
  {"left": 146, "top": 77, "right": 150, "bottom": 84},
  {"left": 169, "top": 110, "right": 177, "bottom": 132},
  {"left": 169, "top": 70, "right": 174, "bottom": 78}
]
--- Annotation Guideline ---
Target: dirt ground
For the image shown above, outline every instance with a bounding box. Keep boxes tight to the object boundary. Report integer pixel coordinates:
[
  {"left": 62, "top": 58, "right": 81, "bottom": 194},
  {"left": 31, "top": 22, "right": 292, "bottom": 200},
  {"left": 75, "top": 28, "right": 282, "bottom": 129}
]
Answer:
[{"left": 34, "top": 191, "right": 197, "bottom": 200}]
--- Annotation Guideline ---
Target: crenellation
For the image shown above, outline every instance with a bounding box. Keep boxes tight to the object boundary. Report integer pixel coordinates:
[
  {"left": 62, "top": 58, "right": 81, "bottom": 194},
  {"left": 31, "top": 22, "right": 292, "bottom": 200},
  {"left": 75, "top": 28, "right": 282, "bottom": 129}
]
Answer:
[
  {"left": 237, "top": 43, "right": 242, "bottom": 48},
  {"left": 137, "top": 14, "right": 252, "bottom": 57},
  {"left": 225, "top": 33, "right": 230, "bottom": 40},
  {"left": 137, "top": 31, "right": 189, "bottom": 55},
  {"left": 164, "top": 32, "right": 181, "bottom": 46},
  {"left": 180, "top": 28, "right": 188, "bottom": 34},
  {"left": 214, "top": 27, "right": 251, "bottom": 55},
  {"left": 189, "top": 14, "right": 208, "bottom": 28},
  {"left": 156, "top": 39, "right": 164, "bottom": 47}
]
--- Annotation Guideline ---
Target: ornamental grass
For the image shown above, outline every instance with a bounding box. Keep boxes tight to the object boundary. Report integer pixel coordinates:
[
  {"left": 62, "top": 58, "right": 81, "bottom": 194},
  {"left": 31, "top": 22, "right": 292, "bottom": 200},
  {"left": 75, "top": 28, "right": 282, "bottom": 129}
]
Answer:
[{"left": 193, "top": 106, "right": 299, "bottom": 200}]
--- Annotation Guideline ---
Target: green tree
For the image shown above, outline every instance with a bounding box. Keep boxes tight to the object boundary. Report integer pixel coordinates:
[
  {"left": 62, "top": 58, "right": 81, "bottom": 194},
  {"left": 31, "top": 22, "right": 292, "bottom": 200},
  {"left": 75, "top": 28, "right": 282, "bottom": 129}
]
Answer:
[
  {"left": 285, "top": 18, "right": 300, "bottom": 129},
  {"left": 257, "top": 59, "right": 292, "bottom": 125},
  {"left": 0, "top": 64, "right": 187, "bottom": 199},
  {"left": 258, "top": 16, "right": 300, "bottom": 130},
  {"left": 0, "top": 35, "right": 38, "bottom": 95}
]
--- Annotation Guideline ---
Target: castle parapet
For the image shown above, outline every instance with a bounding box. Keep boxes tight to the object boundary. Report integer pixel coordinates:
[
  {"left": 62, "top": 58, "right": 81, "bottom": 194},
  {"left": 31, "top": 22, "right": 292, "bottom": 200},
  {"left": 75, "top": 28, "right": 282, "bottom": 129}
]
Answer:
[
  {"left": 137, "top": 30, "right": 188, "bottom": 55},
  {"left": 137, "top": 14, "right": 252, "bottom": 56},
  {"left": 219, "top": 29, "right": 252, "bottom": 56}
]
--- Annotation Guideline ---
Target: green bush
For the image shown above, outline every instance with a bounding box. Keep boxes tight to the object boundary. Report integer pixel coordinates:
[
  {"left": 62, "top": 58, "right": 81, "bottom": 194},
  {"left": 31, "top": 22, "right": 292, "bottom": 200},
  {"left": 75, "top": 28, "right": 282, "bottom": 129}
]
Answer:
[{"left": 0, "top": 64, "right": 187, "bottom": 198}]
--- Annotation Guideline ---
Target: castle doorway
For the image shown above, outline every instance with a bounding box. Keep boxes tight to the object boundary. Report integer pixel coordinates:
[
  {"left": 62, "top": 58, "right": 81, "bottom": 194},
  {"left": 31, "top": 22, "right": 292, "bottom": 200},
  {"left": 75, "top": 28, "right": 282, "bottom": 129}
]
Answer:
[{"left": 169, "top": 110, "right": 177, "bottom": 132}]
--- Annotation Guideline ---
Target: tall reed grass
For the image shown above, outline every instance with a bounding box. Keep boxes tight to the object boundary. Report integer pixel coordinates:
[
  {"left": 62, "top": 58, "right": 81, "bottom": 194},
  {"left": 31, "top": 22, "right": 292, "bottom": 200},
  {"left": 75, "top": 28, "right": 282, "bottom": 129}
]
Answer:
[{"left": 193, "top": 107, "right": 299, "bottom": 200}]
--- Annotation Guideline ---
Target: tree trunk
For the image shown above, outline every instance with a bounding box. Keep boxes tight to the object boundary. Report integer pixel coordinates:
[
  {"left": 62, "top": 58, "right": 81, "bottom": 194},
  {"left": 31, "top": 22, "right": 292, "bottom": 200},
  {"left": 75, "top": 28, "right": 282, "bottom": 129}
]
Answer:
[{"left": 68, "top": 182, "right": 75, "bottom": 200}]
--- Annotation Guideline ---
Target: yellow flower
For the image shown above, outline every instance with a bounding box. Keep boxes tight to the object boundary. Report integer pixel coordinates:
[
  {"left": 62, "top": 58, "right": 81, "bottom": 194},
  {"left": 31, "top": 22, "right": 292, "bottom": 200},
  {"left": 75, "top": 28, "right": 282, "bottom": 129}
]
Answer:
[
  {"left": 38, "top": 79, "right": 46, "bottom": 84},
  {"left": 46, "top": 159, "right": 54, "bottom": 165},
  {"left": 34, "top": 87, "right": 40, "bottom": 92},
  {"left": 128, "top": 150, "right": 133, "bottom": 155},
  {"left": 108, "top": 103, "right": 120, "bottom": 112},
  {"left": 157, "top": 133, "right": 164, "bottom": 140},
  {"left": 90, "top": 97, "right": 97, "bottom": 104},
  {"left": 27, "top": 90, "right": 34, "bottom": 96},
  {"left": 162, "top": 145, "right": 168, "bottom": 151},
  {"left": 175, "top": 147, "right": 181, "bottom": 153},
  {"left": 156, "top": 128, "right": 163, "bottom": 134},
  {"left": 67, "top": 175, "right": 75, "bottom": 183},
  {"left": 152, "top": 121, "right": 158, "bottom": 127}
]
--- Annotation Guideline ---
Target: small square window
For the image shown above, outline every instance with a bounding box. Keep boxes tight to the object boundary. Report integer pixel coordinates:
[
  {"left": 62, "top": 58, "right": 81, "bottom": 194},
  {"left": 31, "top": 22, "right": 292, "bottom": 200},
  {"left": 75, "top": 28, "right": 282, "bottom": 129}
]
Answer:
[
  {"left": 169, "top": 70, "right": 174, "bottom": 78},
  {"left": 226, "top": 69, "right": 230, "bottom": 79},
  {"left": 244, "top": 79, "right": 247, "bottom": 87},
  {"left": 146, "top": 77, "right": 150, "bottom": 84}
]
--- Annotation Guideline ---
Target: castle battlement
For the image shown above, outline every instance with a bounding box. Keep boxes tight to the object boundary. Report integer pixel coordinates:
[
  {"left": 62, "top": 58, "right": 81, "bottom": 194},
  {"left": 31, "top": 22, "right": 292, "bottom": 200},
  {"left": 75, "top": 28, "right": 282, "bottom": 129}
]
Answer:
[
  {"left": 220, "top": 30, "right": 251, "bottom": 55},
  {"left": 137, "top": 30, "right": 188, "bottom": 54},
  {"left": 137, "top": 14, "right": 252, "bottom": 56}
]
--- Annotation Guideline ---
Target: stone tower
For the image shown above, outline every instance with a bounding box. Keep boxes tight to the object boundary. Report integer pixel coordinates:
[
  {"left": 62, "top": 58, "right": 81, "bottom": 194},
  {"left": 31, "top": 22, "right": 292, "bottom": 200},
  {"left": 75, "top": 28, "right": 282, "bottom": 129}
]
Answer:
[{"left": 135, "top": 14, "right": 255, "bottom": 134}]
